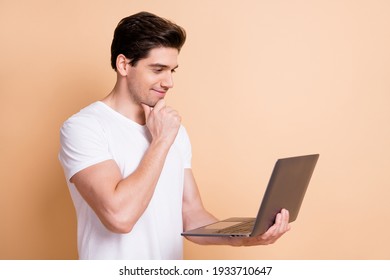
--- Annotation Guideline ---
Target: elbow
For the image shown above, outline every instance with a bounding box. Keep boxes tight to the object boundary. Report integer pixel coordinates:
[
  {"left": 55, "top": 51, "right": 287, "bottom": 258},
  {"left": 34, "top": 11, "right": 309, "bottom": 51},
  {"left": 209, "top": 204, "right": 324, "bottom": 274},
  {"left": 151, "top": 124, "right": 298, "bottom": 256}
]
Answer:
[
  {"left": 97, "top": 197, "right": 147, "bottom": 234},
  {"left": 107, "top": 218, "right": 134, "bottom": 234},
  {"left": 100, "top": 209, "right": 136, "bottom": 234}
]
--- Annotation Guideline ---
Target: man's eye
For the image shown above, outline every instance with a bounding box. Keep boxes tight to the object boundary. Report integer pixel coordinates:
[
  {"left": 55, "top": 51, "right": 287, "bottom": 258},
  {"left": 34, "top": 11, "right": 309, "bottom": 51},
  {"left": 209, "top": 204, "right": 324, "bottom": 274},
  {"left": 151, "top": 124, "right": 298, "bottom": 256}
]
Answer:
[{"left": 152, "top": 68, "right": 176, "bottom": 74}]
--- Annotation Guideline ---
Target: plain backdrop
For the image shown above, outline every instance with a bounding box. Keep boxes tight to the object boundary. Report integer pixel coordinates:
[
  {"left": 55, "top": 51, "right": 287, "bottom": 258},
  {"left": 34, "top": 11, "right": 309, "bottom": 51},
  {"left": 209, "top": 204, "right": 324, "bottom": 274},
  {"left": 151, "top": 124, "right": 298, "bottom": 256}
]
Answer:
[{"left": 1, "top": 0, "right": 389, "bottom": 259}]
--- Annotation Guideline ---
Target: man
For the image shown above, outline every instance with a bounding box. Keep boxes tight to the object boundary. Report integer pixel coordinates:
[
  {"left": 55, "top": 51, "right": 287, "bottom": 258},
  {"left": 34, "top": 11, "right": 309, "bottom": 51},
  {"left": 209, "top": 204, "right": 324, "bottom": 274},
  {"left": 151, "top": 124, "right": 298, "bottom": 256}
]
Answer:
[{"left": 59, "top": 11, "right": 290, "bottom": 259}]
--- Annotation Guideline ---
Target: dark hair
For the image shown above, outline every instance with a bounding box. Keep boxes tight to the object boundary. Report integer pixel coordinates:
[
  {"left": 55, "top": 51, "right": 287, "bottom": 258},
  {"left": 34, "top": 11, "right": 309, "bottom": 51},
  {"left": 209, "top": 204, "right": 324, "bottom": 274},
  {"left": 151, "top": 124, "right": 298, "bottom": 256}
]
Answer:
[{"left": 110, "top": 11, "right": 186, "bottom": 70}]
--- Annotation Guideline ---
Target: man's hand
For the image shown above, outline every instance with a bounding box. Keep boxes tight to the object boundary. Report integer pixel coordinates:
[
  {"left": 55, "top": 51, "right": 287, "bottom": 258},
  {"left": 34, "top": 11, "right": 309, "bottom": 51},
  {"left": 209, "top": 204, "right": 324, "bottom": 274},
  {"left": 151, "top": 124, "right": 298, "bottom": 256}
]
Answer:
[
  {"left": 231, "top": 209, "right": 291, "bottom": 246},
  {"left": 141, "top": 99, "right": 181, "bottom": 146}
]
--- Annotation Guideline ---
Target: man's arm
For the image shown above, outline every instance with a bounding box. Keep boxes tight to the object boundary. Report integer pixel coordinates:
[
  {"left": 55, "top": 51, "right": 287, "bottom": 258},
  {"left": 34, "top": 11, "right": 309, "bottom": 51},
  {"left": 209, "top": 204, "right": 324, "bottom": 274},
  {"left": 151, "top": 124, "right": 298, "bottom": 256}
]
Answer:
[
  {"left": 182, "top": 169, "right": 291, "bottom": 246},
  {"left": 71, "top": 100, "right": 181, "bottom": 234}
]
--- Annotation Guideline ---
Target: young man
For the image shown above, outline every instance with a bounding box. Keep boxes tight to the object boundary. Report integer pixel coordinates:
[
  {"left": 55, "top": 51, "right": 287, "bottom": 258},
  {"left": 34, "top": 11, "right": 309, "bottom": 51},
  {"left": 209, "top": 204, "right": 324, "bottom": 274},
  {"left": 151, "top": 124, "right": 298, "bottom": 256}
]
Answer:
[{"left": 59, "top": 11, "right": 290, "bottom": 259}]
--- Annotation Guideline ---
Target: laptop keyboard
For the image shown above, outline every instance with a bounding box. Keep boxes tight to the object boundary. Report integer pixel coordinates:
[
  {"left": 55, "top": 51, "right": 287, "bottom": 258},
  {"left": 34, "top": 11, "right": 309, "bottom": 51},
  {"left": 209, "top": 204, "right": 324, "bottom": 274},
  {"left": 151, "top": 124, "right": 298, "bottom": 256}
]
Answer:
[{"left": 216, "top": 221, "right": 254, "bottom": 234}]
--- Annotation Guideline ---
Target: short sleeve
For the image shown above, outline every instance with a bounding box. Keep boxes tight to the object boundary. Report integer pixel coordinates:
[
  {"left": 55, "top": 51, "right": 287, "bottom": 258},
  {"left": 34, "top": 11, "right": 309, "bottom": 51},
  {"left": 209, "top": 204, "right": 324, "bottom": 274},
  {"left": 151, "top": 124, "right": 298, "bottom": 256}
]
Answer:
[
  {"left": 175, "top": 125, "right": 192, "bottom": 169},
  {"left": 58, "top": 115, "right": 112, "bottom": 182}
]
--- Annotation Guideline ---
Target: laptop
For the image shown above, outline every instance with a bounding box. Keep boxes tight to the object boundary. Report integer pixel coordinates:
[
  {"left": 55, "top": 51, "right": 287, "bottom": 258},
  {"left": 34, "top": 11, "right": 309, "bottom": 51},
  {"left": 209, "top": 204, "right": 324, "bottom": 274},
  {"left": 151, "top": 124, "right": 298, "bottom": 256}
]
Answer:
[{"left": 181, "top": 154, "right": 319, "bottom": 237}]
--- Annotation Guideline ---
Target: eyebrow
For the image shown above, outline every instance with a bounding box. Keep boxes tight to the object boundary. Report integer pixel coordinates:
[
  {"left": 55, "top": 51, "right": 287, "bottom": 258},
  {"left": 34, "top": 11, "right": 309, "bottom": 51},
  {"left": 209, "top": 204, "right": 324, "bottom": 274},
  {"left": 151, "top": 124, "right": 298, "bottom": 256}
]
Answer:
[{"left": 148, "top": 63, "right": 179, "bottom": 70}]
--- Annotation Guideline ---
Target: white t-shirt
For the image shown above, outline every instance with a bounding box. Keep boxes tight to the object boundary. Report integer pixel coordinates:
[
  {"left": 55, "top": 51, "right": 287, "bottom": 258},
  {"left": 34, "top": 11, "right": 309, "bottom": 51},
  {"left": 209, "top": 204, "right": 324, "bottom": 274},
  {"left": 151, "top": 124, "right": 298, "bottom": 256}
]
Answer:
[{"left": 59, "top": 101, "right": 192, "bottom": 259}]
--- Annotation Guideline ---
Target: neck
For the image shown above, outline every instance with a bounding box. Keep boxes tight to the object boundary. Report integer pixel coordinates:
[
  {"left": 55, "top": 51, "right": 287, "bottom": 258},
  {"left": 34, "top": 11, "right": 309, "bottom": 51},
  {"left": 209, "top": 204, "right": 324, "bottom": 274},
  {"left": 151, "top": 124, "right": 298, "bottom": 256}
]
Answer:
[{"left": 102, "top": 81, "right": 145, "bottom": 125}]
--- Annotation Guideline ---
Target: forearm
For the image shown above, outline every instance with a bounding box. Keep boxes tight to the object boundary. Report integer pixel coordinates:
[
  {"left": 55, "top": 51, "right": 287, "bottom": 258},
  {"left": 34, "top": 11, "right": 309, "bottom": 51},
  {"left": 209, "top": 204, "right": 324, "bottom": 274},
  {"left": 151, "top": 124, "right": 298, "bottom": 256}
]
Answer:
[
  {"left": 110, "top": 100, "right": 181, "bottom": 231},
  {"left": 104, "top": 140, "right": 172, "bottom": 233},
  {"left": 183, "top": 208, "right": 242, "bottom": 246},
  {"left": 181, "top": 170, "right": 237, "bottom": 246}
]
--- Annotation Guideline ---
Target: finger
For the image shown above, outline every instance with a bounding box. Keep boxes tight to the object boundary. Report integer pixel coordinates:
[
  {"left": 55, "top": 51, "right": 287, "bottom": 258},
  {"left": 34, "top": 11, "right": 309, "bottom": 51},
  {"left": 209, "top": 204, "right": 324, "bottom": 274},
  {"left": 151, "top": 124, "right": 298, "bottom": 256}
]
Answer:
[
  {"left": 152, "top": 99, "right": 166, "bottom": 113},
  {"left": 271, "top": 212, "right": 286, "bottom": 238},
  {"left": 280, "top": 209, "right": 290, "bottom": 232},
  {"left": 255, "top": 210, "right": 290, "bottom": 245},
  {"left": 260, "top": 214, "right": 281, "bottom": 240},
  {"left": 282, "top": 209, "right": 290, "bottom": 232},
  {"left": 274, "top": 210, "right": 287, "bottom": 235},
  {"left": 164, "top": 107, "right": 181, "bottom": 119},
  {"left": 283, "top": 208, "right": 289, "bottom": 220},
  {"left": 273, "top": 212, "right": 283, "bottom": 234},
  {"left": 157, "top": 105, "right": 181, "bottom": 124}
]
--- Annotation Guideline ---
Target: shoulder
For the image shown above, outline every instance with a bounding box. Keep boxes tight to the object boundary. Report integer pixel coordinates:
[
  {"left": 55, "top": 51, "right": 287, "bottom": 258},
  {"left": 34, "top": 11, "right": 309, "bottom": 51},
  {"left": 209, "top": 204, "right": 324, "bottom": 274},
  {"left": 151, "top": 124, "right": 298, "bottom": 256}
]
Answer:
[
  {"left": 63, "top": 102, "right": 103, "bottom": 123},
  {"left": 176, "top": 125, "right": 191, "bottom": 142},
  {"left": 60, "top": 102, "right": 108, "bottom": 141},
  {"left": 174, "top": 124, "right": 192, "bottom": 164},
  {"left": 61, "top": 102, "right": 106, "bottom": 129}
]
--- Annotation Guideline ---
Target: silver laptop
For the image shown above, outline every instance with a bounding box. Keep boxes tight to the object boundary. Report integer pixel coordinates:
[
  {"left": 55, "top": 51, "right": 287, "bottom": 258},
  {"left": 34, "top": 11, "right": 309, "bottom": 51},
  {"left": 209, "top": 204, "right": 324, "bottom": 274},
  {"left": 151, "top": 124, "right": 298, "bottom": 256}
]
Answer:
[{"left": 181, "top": 154, "right": 319, "bottom": 237}]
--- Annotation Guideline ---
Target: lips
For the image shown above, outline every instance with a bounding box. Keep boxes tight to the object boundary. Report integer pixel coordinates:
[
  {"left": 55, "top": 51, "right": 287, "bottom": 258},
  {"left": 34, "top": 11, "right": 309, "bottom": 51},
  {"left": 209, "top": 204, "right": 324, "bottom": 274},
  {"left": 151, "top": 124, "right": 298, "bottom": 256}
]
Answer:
[{"left": 152, "top": 89, "right": 167, "bottom": 97}]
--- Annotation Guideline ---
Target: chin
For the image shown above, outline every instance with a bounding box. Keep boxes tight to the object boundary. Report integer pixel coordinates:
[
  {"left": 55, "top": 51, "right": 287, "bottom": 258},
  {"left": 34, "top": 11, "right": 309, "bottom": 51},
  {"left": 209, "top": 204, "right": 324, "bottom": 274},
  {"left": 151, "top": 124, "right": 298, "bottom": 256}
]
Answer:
[
  {"left": 146, "top": 98, "right": 163, "bottom": 108},
  {"left": 140, "top": 101, "right": 154, "bottom": 108}
]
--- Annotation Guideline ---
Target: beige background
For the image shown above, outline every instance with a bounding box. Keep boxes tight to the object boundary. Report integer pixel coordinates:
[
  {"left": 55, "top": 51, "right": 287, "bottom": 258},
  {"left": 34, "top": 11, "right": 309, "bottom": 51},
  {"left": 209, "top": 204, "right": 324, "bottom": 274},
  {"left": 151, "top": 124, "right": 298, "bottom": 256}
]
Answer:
[{"left": 1, "top": 0, "right": 389, "bottom": 259}]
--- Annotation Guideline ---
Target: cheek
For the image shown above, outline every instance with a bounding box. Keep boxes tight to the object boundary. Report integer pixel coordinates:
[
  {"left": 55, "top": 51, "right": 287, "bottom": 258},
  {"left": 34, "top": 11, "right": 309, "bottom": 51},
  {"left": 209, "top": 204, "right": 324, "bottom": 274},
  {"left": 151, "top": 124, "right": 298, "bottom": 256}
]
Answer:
[
  {"left": 127, "top": 77, "right": 156, "bottom": 100},
  {"left": 130, "top": 73, "right": 155, "bottom": 88},
  {"left": 144, "top": 74, "right": 160, "bottom": 87},
  {"left": 127, "top": 74, "right": 143, "bottom": 91}
]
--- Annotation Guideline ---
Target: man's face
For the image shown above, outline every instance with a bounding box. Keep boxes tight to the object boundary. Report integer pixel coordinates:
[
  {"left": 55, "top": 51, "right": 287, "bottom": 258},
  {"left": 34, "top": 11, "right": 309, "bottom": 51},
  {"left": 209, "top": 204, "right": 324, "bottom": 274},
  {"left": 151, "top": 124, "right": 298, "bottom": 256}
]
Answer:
[{"left": 126, "top": 47, "right": 179, "bottom": 107}]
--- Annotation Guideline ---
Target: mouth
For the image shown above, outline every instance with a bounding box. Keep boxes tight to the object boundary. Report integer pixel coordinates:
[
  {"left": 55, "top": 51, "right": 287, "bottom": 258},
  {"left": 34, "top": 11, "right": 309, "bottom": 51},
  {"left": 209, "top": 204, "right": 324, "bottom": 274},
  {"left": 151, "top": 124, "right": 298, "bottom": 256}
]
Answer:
[{"left": 152, "top": 89, "right": 167, "bottom": 98}]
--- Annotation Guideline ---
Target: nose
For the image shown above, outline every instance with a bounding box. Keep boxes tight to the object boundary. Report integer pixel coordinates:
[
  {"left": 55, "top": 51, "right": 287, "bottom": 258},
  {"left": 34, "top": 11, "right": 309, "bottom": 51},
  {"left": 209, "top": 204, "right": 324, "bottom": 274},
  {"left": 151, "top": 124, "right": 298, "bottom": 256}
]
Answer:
[{"left": 161, "top": 72, "right": 174, "bottom": 89}]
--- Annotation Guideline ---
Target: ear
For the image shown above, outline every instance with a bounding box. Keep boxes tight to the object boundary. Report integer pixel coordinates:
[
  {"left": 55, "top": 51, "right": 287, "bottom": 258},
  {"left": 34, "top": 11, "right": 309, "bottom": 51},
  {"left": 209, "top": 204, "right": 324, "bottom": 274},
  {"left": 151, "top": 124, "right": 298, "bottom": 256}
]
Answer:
[{"left": 116, "top": 54, "right": 129, "bottom": 76}]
